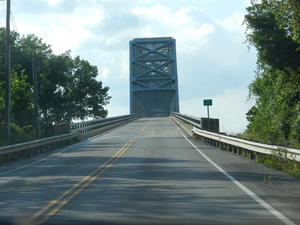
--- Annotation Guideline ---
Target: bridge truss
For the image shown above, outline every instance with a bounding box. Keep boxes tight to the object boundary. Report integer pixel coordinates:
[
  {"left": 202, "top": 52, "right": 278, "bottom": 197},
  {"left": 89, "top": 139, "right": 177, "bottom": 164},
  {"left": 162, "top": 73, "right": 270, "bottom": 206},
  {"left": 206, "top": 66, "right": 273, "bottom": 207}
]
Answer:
[{"left": 130, "top": 37, "right": 180, "bottom": 117}]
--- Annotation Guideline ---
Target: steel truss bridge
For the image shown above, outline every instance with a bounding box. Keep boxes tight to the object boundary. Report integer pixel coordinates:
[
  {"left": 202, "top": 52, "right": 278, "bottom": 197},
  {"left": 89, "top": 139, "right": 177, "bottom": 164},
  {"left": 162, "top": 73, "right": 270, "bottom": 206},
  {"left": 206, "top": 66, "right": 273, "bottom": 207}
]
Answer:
[{"left": 130, "top": 37, "right": 180, "bottom": 117}]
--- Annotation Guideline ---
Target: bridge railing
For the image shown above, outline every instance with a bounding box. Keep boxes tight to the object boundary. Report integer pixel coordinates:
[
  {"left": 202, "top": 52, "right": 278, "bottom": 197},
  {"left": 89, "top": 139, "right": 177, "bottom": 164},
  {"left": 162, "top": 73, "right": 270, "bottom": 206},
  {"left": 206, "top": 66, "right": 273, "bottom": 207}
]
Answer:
[
  {"left": 0, "top": 114, "right": 140, "bottom": 160},
  {"left": 172, "top": 113, "right": 300, "bottom": 162},
  {"left": 70, "top": 114, "right": 140, "bottom": 134},
  {"left": 171, "top": 112, "right": 201, "bottom": 128}
]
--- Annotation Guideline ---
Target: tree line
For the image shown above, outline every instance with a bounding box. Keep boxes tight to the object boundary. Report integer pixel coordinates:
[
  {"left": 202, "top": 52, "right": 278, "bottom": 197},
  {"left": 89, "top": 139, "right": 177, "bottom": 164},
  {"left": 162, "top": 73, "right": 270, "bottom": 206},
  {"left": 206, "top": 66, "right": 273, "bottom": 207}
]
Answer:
[
  {"left": 244, "top": 0, "right": 300, "bottom": 148},
  {"left": 0, "top": 28, "right": 110, "bottom": 145}
]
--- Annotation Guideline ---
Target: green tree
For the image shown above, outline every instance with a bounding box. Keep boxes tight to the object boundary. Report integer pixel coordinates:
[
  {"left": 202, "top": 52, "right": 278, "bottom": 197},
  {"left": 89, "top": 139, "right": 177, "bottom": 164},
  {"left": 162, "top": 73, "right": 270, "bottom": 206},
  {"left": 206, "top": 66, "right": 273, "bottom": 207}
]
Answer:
[
  {"left": 39, "top": 53, "right": 110, "bottom": 125},
  {"left": 0, "top": 28, "right": 110, "bottom": 144},
  {"left": 244, "top": 0, "right": 300, "bottom": 148}
]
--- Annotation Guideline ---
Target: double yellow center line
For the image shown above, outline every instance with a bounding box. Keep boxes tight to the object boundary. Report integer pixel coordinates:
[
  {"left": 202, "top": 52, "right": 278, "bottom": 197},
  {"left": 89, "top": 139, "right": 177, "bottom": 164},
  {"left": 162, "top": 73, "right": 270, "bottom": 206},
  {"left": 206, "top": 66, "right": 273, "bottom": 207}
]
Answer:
[
  {"left": 140, "top": 117, "right": 154, "bottom": 132},
  {"left": 30, "top": 138, "right": 135, "bottom": 225}
]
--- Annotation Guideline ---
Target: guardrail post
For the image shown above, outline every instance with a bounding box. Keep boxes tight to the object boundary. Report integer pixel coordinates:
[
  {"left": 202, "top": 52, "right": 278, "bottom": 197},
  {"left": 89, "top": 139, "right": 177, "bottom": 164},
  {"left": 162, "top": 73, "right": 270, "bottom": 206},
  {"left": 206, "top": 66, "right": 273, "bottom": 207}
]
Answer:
[
  {"left": 242, "top": 148, "right": 246, "bottom": 158},
  {"left": 249, "top": 151, "right": 255, "bottom": 160},
  {"left": 224, "top": 143, "right": 228, "bottom": 151},
  {"left": 235, "top": 146, "right": 239, "bottom": 154}
]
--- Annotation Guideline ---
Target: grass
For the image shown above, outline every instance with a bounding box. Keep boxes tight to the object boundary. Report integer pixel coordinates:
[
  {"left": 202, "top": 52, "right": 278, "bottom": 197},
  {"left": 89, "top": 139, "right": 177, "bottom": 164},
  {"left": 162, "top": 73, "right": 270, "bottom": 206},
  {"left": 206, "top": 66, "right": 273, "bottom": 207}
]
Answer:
[
  {"left": 182, "top": 120, "right": 193, "bottom": 129},
  {"left": 257, "top": 149, "right": 300, "bottom": 178}
]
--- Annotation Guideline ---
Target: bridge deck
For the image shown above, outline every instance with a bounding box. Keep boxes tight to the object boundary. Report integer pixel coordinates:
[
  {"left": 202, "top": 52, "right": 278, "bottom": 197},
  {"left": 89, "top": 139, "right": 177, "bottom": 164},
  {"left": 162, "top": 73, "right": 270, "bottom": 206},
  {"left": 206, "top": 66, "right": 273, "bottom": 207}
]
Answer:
[{"left": 0, "top": 117, "right": 299, "bottom": 225}]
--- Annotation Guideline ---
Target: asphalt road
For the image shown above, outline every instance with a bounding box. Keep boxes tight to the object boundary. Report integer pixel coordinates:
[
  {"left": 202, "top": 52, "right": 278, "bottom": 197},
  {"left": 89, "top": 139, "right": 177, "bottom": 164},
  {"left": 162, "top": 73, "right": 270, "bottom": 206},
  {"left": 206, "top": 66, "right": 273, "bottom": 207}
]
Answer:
[{"left": 0, "top": 117, "right": 299, "bottom": 225}]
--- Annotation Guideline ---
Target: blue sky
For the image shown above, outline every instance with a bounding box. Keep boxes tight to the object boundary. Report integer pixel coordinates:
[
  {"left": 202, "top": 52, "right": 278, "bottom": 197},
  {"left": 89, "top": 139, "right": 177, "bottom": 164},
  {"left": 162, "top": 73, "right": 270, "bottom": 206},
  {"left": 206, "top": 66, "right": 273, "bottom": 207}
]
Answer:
[{"left": 0, "top": 0, "right": 257, "bottom": 133}]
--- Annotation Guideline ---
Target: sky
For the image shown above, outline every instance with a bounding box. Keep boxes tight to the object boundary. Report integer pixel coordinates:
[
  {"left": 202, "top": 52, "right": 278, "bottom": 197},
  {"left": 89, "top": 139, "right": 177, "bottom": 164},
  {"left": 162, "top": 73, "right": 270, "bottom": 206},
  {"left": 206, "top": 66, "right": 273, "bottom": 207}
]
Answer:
[{"left": 0, "top": 0, "right": 258, "bottom": 133}]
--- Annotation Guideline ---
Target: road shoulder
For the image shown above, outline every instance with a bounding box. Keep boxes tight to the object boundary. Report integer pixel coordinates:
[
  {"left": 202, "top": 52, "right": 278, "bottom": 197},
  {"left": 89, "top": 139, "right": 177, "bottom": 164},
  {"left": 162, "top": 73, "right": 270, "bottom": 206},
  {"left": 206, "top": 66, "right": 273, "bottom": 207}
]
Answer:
[{"left": 171, "top": 116, "right": 300, "bottom": 225}]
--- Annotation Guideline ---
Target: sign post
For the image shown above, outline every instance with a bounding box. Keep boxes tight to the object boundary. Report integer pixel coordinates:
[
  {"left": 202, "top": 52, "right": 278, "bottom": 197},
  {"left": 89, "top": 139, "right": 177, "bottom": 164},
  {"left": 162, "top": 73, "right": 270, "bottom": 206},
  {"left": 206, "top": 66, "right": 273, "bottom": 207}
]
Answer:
[{"left": 203, "top": 99, "right": 212, "bottom": 119}]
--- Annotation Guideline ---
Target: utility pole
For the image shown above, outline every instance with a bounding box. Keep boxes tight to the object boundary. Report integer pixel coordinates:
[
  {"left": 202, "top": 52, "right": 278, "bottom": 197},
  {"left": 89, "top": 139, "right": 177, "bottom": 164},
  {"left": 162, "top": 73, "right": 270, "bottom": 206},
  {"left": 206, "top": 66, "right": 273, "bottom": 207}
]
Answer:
[
  {"left": 4, "top": 0, "right": 11, "bottom": 140},
  {"left": 32, "top": 56, "right": 41, "bottom": 139}
]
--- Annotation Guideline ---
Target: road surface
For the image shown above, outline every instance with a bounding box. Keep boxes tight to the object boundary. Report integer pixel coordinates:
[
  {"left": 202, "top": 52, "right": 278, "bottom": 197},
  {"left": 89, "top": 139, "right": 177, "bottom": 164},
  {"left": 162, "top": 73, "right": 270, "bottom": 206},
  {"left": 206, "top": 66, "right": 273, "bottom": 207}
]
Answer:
[{"left": 0, "top": 117, "right": 299, "bottom": 225}]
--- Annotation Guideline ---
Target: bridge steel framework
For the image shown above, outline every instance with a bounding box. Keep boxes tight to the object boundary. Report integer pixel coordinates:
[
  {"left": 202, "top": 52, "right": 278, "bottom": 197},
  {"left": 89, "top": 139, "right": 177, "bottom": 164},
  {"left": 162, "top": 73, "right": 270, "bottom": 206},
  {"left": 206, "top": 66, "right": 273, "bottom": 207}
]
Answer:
[{"left": 130, "top": 37, "right": 180, "bottom": 117}]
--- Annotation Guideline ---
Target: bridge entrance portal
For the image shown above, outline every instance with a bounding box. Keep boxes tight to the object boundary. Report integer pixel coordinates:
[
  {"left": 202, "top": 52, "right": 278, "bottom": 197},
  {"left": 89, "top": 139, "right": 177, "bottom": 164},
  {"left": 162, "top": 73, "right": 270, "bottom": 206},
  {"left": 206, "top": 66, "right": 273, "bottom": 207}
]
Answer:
[{"left": 130, "top": 37, "right": 180, "bottom": 117}]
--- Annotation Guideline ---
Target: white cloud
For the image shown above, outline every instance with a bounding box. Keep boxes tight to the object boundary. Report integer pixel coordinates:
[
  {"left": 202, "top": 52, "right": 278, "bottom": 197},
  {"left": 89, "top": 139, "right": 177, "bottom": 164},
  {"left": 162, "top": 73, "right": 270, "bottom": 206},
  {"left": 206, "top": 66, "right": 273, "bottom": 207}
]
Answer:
[
  {"left": 215, "top": 13, "right": 245, "bottom": 32},
  {"left": 131, "top": 5, "right": 202, "bottom": 29},
  {"left": 176, "top": 24, "right": 214, "bottom": 53},
  {"left": 17, "top": 7, "right": 104, "bottom": 54},
  {"left": 98, "top": 67, "right": 110, "bottom": 80},
  {"left": 106, "top": 103, "right": 129, "bottom": 117},
  {"left": 180, "top": 88, "right": 254, "bottom": 133},
  {"left": 46, "top": 0, "right": 63, "bottom": 6},
  {"left": 131, "top": 5, "right": 215, "bottom": 53}
]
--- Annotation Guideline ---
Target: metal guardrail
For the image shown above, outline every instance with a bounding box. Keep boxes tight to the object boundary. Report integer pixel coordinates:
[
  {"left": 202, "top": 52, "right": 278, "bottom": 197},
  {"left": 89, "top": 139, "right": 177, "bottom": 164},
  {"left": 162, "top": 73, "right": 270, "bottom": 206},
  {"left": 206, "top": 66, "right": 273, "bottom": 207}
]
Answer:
[
  {"left": 172, "top": 113, "right": 300, "bottom": 162},
  {"left": 0, "top": 133, "right": 79, "bottom": 156},
  {"left": 172, "top": 112, "right": 201, "bottom": 127},
  {"left": 192, "top": 127, "right": 300, "bottom": 162},
  {"left": 0, "top": 114, "right": 140, "bottom": 157},
  {"left": 171, "top": 112, "right": 201, "bottom": 129}
]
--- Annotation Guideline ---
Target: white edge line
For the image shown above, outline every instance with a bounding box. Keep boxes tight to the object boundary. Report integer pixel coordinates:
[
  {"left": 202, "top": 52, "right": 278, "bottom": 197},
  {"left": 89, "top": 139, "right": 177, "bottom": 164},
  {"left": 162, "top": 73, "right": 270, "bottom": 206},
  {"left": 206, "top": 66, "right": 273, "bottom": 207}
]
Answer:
[{"left": 174, "top": 121, "right": 296, "bottom": 225}]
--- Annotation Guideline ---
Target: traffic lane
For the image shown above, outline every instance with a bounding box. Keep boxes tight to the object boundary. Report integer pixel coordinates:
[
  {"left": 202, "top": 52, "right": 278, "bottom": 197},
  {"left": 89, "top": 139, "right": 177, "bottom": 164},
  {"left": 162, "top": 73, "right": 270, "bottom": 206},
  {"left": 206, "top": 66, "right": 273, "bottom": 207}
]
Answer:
[
  {"left": 0, "top": 139, "right": 130, "bottom": 220},
  {"left": 0, "top": 119, "right": 147, "bottom": 221},
  {"left": 0, "top": 117, "right": 149, "bottom": 185},
  {"left": 185, "top": 127, "right": 300, "bottom": 224},
  {"left": 0, "top": 118, "right": 147, "bottom": 176},
  {"left": 47, "top": 118, "right": 283, "bottom": 225}
]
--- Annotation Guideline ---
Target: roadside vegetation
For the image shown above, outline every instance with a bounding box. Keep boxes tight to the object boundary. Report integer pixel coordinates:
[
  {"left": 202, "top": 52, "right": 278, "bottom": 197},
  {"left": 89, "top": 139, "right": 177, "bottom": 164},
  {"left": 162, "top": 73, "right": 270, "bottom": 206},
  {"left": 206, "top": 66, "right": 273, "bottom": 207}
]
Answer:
[
  {"left": 243, "top": 0, "right": 300, "bottom": 149},
  {"left": 190, "top": 0, "right": 300, "bottom": 177},
  {"left": 234, "top": 0, "right": 300, "bottom": 177},
  {"left": 0, "top": 28, "right": 110, "bottom": 146},
  {"left": 257, "top": 151, "right": 300, "bottom": 178}
]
